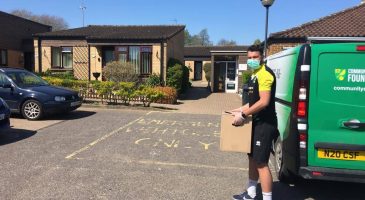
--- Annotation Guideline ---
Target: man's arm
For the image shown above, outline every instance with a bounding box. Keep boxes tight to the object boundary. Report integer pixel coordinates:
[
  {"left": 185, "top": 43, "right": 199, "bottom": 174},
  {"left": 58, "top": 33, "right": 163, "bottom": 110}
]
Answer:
[{"left": 242, "top": 91, "right": 271, "bottom": 116}]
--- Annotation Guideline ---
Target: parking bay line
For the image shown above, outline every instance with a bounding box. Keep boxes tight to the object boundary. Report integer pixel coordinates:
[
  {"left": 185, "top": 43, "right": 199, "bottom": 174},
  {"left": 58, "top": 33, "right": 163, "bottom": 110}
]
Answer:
[
  {"left": 65, "top": 111, "right": 154, "bottom": 159},
  {"left": 72, "top": 156, "right": 249, "bottom": 172}
]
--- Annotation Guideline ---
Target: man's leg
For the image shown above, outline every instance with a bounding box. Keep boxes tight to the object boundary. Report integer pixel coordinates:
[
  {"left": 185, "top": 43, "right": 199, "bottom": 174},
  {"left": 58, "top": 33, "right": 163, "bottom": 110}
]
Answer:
[
  {"left": 245, "top": 157, "right": 259, "bottom": 198},
  {"left": 257, "top": 163, "right": 273, "bottom": 200},
  {"left": 248, "top": 157, "right": 259, "bottom": 180}
]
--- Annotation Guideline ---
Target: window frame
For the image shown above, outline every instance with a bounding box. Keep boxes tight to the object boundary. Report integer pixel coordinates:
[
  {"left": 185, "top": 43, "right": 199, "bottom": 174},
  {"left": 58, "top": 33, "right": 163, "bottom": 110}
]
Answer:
[
  {"left": 0, "top": 49, "right": 8, "bottom": 66},
  {"left": 51, "top": 46, "right": 73, "bottom": 69},
  {"left": 113, "top": 46, "right": 152, "bottom": 76}
]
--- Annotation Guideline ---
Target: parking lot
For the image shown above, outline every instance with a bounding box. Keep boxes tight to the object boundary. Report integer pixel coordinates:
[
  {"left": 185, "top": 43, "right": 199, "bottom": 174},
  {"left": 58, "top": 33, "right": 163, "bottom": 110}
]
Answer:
[{"left": 0, "top": 106, "right": 363, "bottom": 200}]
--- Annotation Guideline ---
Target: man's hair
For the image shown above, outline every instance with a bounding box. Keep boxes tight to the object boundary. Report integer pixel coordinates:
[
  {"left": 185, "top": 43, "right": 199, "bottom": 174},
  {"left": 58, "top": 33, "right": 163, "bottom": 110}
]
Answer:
[{"left": 248, "top": 45, "right": 263, "bottom": 56}]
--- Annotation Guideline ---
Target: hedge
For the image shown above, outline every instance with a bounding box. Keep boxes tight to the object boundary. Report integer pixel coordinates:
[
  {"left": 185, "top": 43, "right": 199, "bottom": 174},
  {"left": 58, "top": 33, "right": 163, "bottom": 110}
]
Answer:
[{"left": 42, "top": 76, "right": 177, "bottom": 107}]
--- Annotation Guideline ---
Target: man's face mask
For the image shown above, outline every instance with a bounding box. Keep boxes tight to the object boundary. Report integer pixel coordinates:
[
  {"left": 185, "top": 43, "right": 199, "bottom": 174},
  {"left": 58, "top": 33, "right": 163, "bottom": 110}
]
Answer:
[{"left": 247, "top": 59, "right": 261, "bottom": 70}]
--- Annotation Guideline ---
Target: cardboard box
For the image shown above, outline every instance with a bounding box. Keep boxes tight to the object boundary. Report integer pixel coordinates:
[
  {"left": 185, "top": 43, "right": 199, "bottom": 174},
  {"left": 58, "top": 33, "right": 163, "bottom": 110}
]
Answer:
[{"left": 220, "top": 113, "right": 252, "bottom": 153}]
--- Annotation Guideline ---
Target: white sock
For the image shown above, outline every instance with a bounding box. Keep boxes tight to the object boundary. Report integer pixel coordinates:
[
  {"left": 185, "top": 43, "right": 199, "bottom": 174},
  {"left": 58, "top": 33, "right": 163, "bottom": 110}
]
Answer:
[
  {"left": 246, "top": 179, "right": 258, "bottom": 197},
  {"left": 262, "top": 192, "right": 272, "bottom": 200}
]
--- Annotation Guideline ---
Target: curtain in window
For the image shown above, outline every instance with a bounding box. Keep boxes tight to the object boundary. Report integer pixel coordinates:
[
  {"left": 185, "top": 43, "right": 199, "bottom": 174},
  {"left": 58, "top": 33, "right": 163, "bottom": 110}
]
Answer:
[
  {"left": 62, "top": 53, "right": 73, "bottom": 68},
  {"left": 141, "top": 52, "right": 151, "bottom": 74},
  {"left": 52, "top": 47, "right": 61, "bottom": 67},
  {"left": 118, "top": 53, "right": 127, "bottom": 63},
  {"left": 62, "top": 47, "right": 73, "bottom": 68},
  {"left": 129, "top": 46, "right": 140, "bottom": 74}
]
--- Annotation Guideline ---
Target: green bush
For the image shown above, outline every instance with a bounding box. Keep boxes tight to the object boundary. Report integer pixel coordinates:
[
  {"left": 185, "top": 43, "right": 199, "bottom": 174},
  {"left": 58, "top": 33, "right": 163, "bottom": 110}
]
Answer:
[
  {"left": 114, "top": 82, "right": 136, "bottom": 105},
  {"left": 133, "top": 85, "right": 165, "bottom": 107},
  {"left": 38, "top": 70, "right": 76, "bottom": 80},
  {"left": 42, "top": 76, "right": 88, "bottom": 91},
  {"left": 92, "top": 81, "right": 116, "bottom": 103},
  {"left": 166, "top": 64, "right": 184, "bottom": 93},
  {"left": 145, "top": 73, "right": 162, "bottom": 87},
  {"left": 166, "top": 58, "right": 191, "bottom": 94},
  {"left": 102, "top": 61, "right": 139, "bottom": 82},
  {"left": 203, "top": 62, "right": 211, "bottom": 82}
]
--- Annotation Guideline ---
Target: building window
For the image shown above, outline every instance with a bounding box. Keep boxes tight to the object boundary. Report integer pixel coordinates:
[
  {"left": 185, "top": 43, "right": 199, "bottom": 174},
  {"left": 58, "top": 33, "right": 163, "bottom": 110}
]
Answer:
[
  {"left": 141, "top": 46, "right": 152, "bottom": 75},
  {"left": 129, "top": 46, "right": 141, "bottom": 74},
  {"left": 115, "top": 46, "right": 128, "bottom": 63},
  {"left": 0, "top": 49, "right": 8, "bottom": 66},
  {"left": 51, "top": 47, "right": 73, "bottom": 69}
]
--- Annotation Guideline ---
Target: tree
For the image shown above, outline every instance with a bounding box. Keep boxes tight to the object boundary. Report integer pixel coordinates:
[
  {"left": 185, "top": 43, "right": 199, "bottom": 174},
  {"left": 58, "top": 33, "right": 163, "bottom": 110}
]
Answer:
[
  {"left": 11, "top": 9, "right": 69, "bottom": 31},
  {"left": 253, "top": 39, "right": 262, "bottom": 45},
  {"left": 198, "top": 29, "right": 213, "bottom": 46},
  {"left": 217, "top": 39, "right": 237, "bottom": 46},
  {"left": 184, "top": 28, "right": 213, "bottom": 46},
  {"left": 184, "top": 30, "right": 192, "bottom": 46}
]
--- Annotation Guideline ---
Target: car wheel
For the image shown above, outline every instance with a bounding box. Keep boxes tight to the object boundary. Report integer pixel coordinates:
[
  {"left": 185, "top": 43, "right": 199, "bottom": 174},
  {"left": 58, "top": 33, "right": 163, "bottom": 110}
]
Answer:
[
  {"left": 21, "top": 100, "right": 43, "bottom": 120},
  {"left": 273, "top": 137, "right": 296, "bottom": 183}
]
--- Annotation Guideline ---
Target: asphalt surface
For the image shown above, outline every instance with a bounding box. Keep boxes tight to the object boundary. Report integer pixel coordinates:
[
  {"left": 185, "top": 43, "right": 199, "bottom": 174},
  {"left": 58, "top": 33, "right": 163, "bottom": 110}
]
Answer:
[{"left": 0, "top": 107, "right": 364, "bottom": 200}]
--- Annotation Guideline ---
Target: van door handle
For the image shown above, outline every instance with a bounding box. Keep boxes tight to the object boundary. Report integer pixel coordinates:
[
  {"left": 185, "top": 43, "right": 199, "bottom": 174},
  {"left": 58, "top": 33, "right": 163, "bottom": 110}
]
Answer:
[{"left": 343, "top": 119, "right": 365, "bottom": 129}]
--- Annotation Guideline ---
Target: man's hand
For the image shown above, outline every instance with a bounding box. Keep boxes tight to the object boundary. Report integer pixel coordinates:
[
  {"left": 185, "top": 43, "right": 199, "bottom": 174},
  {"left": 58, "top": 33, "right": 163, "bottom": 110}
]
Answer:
[{"left": 232, "top": 112, "right": 245, "bottom": 126}]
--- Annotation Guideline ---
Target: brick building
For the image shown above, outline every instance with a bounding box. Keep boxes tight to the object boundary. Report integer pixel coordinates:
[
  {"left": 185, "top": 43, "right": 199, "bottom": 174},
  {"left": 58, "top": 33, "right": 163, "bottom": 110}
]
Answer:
[
  {"left": 267, "top": 2, "right": 365, "bottom": 55},
  {"left": 34, "top": 25, "right": 185, "bottom": 82},
  {"left": 0, "top": 11, "right": 51, "bottom": 70},
  {"left": 184, "top": 46, "right": 248, "bottom": 93}
]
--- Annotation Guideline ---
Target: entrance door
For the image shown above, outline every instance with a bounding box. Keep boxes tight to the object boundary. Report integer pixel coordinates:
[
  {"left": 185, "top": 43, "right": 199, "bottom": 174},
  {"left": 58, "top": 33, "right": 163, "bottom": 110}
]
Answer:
[
  {"left": 225, "top": 62, "right": 237, "bottom": 93},
  {"left": 214, "top": 62, "right": 226, "bottom": 92},
  {"left": 194, "top": 61, "right": 202, "bottom": 80}
]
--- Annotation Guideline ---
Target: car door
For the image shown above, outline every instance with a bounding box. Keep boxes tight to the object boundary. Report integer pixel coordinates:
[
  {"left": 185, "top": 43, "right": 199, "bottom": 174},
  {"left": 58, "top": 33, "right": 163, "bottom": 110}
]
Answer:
[
  {"left": 308, "top": 43, "right": 365, "bottom": 170},
  {"left": 0, "top": 73, "right": 19, "bottom": 110}
]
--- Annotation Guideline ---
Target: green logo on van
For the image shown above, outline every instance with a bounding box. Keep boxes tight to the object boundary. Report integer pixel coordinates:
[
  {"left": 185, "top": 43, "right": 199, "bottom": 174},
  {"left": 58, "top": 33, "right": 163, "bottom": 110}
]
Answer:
[{"left": 335, "top": 69, "right": 347, "bottom": 81}]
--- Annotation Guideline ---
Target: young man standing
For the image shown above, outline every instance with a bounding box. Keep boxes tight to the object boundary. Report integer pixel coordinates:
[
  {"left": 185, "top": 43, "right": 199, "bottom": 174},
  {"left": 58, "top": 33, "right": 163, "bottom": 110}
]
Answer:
[{"left": 231, "top": 45, "right": 278, "bottom": 200}]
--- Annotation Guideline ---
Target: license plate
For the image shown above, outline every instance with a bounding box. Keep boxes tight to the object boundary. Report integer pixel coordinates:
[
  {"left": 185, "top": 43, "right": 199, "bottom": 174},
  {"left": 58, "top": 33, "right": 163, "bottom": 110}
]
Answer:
[
  {"left": 318, "top": 149, "right": 365, "bottom": 161},
  {"left": 0, "top": 114, "right": 4, "bottom": 120},
  {"left": 70, "top": 101, "right": 81, "bottom": 107}
]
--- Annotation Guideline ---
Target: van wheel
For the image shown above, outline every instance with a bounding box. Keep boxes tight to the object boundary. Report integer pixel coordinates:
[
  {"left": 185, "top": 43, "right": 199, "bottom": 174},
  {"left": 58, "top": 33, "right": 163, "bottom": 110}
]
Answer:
[
  {"left": 273, "top": 137, "right": 296, "bottom": 183},
  {"left": 21, "top": 100, "right": 43, "bottom": 120}
]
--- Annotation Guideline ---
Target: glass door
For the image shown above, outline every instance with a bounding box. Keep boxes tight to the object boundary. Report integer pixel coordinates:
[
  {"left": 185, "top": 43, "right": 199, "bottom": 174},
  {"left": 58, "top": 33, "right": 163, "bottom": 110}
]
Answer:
[
  {"left": 194, "top": 61, "right": 203, "bottom": 80},
  {"left": 225, "top": 62, "right": 237, "bottom": 93}
]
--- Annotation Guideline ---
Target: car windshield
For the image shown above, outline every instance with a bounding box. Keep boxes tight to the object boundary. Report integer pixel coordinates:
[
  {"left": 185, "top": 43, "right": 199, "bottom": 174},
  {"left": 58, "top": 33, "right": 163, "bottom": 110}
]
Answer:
[{"left": 5, "top": 71, "right": 49, "bottom": 87}]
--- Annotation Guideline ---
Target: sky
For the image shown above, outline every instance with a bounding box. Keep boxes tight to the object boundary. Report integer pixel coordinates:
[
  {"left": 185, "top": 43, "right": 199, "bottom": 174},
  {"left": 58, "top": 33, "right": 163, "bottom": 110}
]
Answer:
[{"left": 0, "top": 0, "right": 362, "bottom": 45}]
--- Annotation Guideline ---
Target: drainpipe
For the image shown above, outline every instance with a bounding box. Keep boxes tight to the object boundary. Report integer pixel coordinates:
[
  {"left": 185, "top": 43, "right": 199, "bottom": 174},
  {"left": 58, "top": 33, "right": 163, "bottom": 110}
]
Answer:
[
  {"left": 160, "top": 40, "right": 165, "bottom": 85},
  {"left": 88, "top": 44, "right": 91, "bottom": 81},
  {"left": 38, "top": 38, "right": 42, "bottom": 73}
]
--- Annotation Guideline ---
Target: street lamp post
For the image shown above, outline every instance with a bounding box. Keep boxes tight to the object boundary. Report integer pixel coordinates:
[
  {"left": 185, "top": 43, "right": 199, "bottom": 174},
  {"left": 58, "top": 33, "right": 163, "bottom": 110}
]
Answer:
[{"left": 261, "top": 0, "right": 275, "bottom": 57}]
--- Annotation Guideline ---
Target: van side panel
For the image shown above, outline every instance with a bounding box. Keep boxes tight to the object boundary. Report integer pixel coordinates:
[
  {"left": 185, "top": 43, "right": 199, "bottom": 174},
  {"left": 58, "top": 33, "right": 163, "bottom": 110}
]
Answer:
[
  {"left": 267, "top": 48, "right": 299, "bottom": 103},
  {"left": 308, "top": 43, "right": 365, "bottom": 171},
  {"left": 267, "top": 46, "right": 302, "bottom": 173}
]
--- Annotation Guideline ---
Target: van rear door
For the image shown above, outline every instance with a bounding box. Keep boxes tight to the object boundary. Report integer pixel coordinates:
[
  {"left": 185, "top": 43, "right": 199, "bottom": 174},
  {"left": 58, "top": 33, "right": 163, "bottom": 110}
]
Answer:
[{"left": 308, "top": 43, "right": 365, "bottom": 170}]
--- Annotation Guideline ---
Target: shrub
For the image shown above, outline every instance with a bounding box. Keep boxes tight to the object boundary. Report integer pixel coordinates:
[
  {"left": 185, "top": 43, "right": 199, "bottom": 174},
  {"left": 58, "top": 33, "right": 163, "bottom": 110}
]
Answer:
[
  {"left": 93, "top": 81, "right": 116, "bottom": 103},
  {"left": 145, "top": 73, "right": 162, "bottom": 87},
  {"left": 203, "top": 62, "right": 211, "bottom": 82},
  {"left": 42, "top": 77, "right": 88, "bottom": 91},
  {"left": 133, "top": 85, "right": 165, "bottom": 107},
  {"left": 181, "top": 65, "right": 191, "bottom": 93},
  {"left": 154, "top": 86, "right": 177, "bottom": 104},
  {"left": 166, "top": 58, "right": 191, "bottom": 94},
  {"left": 113, "top": 82, "right": 136, "bottom": 105},
  {"left": 38, "top": 70, "right": 76, "bottom": 80},
  {"left": 166, "top": 63, "right": 184, "bottom": 93},
  {"left": 102, "top": 61, "right": 139, "bottom": 82}
]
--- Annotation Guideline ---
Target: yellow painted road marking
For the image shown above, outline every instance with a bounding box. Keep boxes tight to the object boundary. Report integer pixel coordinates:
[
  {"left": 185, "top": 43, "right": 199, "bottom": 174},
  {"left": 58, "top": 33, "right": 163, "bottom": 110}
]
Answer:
[
  {"left": 65, "top": 113, "right": 149, "bottom": 159},
  {"left": 138, "top": 160, "right": 248, "bottom": 171},
  {"left": 71, "top": 156, "right": 248, "bottom": 171}
]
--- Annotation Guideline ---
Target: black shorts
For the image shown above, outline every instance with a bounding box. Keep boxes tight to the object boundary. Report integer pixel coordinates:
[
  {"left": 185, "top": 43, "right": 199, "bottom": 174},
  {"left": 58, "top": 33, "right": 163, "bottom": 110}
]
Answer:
[{"left": 248, "top": 122, "right": 278, "bottom": 165}]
